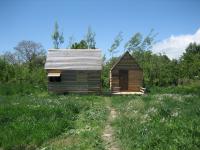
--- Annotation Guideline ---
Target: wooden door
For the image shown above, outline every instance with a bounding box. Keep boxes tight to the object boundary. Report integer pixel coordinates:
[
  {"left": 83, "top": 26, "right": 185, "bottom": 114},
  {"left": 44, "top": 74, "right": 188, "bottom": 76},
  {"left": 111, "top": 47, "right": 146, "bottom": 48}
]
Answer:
[{"left": 119, "top": 70, "right": 128, "bottom": 91}]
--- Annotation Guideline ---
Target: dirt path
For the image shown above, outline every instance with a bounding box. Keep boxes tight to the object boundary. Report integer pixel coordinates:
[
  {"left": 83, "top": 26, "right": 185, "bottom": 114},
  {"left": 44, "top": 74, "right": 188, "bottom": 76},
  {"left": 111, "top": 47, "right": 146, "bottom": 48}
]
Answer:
[{"left": 102, "top": 97, "right": 120, "bottom": 150}]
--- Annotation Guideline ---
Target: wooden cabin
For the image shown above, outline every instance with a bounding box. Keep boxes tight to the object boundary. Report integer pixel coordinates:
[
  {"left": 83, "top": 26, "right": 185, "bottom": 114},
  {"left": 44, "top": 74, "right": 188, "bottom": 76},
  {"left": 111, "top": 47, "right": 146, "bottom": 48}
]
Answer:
[
  {"left": 44, "top": 49, "right": 102, "bottom": 93},
  {"left": 110, "top": 51, "right": 144, "bottom": 94}
]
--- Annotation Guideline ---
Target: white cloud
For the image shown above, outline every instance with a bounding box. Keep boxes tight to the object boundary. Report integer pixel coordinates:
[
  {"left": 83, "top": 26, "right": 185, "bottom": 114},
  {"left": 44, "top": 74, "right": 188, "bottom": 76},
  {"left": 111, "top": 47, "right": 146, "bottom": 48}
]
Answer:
[{"left": 152, "top": 28, "right": 200, "bottom": 59}]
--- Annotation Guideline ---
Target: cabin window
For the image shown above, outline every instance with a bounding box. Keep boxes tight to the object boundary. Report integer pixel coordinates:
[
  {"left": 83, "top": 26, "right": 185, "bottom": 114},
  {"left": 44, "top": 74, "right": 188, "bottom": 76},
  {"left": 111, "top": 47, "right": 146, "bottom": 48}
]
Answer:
[
  {"left": 49, "top": 76, "right": 61, "bottom": 82},
  {"left": 48, "top": 72, "right": 61, "bottom": 82}
]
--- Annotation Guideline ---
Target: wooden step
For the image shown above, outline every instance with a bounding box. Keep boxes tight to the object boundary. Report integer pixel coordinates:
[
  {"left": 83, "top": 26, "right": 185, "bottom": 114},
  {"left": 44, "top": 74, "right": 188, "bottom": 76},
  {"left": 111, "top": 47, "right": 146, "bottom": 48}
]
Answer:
[{"left": 140, "top": 87, "right": 146, "bottom": 94}]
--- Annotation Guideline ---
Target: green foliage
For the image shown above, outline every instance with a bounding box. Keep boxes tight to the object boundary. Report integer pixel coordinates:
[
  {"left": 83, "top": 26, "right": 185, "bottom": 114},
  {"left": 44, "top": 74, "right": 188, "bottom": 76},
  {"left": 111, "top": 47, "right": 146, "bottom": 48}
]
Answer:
[
  {"left": 132, "top": 50, "right": 179, "bottom": 87},
  {"left": 149, "top": 80, "right": 200, "bottom": 95},
  {"left": 180, "top": 43, "right": 200, "bottom": 79},
  {"left": 0, "top": 58, "right": 15, "bottom": 82},
  {"left": 0, "top": 41, "right": 47, "bottom": 95},
  {"left": 71, "top": 40, "right": 88, "bottom": 49},
  {"left": 52, "top": 22, "right": 64, "bottom": 49},
  {"left": 131, "top": 42, "right": 200, "bottom": 87}
]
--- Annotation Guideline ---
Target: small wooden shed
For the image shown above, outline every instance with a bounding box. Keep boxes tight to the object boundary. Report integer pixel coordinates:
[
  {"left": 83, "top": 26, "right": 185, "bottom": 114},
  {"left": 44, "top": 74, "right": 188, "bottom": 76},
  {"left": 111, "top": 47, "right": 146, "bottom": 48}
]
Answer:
[
  {"left": 44, "top": 49, "right": 102, "bottom": 93},
  {"left": 110, "top": 51, "right": 143, "bottom": 94}
]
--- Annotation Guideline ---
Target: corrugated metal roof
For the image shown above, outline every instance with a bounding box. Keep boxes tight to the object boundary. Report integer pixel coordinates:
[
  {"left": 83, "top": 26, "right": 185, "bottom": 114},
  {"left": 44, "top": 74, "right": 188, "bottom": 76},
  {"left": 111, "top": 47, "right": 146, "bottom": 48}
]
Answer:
[{"left": 45, "top": 49, "right": 102, "bottom": 70}]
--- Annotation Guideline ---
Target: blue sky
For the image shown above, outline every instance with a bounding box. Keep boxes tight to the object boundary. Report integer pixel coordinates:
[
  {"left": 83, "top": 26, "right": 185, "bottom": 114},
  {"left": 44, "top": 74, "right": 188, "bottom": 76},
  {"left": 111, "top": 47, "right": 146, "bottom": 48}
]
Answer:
[{"left": 0, "top": 0, "right": 200, "bottom": 58}]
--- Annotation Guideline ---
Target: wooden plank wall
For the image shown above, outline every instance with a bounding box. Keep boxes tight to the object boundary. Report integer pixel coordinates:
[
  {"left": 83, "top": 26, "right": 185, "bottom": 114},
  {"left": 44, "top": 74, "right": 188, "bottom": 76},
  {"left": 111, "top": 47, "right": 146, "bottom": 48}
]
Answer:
[
  {"left": 110, "top": 70, "right": 120, "bottom": 93},
  {"left": 48, "top": 70, "right": 101, "bottom": 93}
]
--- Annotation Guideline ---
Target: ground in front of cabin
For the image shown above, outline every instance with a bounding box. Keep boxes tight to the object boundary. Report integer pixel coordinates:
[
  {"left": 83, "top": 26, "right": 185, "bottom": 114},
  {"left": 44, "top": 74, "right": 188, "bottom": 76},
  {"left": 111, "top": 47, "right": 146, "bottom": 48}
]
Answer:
[{"left": 0, "top": 84, "right": 200, "bottom": 150}]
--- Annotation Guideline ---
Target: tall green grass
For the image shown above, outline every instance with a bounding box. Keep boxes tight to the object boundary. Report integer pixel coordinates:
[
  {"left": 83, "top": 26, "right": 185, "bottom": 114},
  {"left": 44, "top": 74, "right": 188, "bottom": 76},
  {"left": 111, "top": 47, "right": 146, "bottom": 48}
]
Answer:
[
  {"left": 149, "top": 81, "right": 200, "bottom": 95},
  {"left": 0, "top": 83, "right": 46, "bottom": 96},
  {"left": 41, "top": 95, "right": 108, "bottom": 150},
  {"left": 111, "top": 85, "right": 200, "bottom": 150},
  {"left": 0, "top": 94, "right": 108, "bottom": 150}
]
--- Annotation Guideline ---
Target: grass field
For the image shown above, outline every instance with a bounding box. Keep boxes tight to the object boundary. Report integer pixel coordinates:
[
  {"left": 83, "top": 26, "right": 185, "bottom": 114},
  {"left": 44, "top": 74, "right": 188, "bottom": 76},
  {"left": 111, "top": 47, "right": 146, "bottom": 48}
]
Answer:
[
  {"left": 0, "top": 84, "right": 200, "bottom": 150},
  {"left": 111, "top": 84, "right": 200, "bottom": 150},
  {"left": 0, "top": 93, "right": 108, "bottom": 150}
]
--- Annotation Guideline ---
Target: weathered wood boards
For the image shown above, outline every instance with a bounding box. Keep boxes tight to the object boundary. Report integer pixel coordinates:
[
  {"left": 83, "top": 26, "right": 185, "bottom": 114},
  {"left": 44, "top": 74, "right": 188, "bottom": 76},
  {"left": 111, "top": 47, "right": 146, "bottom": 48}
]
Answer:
[
  {"left": 48, "top": 70, "right": 101, "bottom": 93},
  {"left": 110, "top": 51, "right": 143, "bottom": 93}
]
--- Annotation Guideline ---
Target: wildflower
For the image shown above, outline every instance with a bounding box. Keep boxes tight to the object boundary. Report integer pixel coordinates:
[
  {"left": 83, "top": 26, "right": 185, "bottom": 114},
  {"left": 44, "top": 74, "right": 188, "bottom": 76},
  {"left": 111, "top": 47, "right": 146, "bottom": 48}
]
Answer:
[
  {"left": 147, "top": 107, "right": 157, "bottom": 114},
  {"left": 141, "top": 114, "right": 151, "bottom": 123},
  {"left": 171, "top": 111, "right": 179, "bottom": 117}
]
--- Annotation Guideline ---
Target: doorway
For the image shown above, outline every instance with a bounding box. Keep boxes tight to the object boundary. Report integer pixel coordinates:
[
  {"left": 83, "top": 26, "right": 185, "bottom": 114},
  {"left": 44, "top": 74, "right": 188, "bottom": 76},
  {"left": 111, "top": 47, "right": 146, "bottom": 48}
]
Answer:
[{"left": 119, "top": 70, "right": 128, "bottom": 91}]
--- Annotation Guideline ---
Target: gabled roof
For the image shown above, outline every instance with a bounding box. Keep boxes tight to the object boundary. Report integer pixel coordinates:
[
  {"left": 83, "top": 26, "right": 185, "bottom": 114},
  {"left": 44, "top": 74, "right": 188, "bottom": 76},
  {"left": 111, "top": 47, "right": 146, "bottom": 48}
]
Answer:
[
  {"left": 45, "top": 49, "right": 102, "bottom": 70},
  {"left": 111, "top": 51, "right": 142, "bottom": 71}
]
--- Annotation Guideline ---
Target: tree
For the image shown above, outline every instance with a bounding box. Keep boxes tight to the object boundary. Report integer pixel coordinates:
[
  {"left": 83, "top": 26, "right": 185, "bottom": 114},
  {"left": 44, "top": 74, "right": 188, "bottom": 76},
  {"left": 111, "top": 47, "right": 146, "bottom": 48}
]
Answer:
[
  {"left": 124, "top": 32, "right": 142, "bottom": 52},
  {"left": 85, "top": 26, "right": 96, "bottom": 49},
  {"left": 14, "top": 40, "right": 46, "bottom": 68},
  {"left": 59, "top": 32, "right": 64, "bottom": 46},
  {"left": 3, "top": 51, "right": 18, "bottom": 64},
  {"left": 141, "top": 29, "right": 157, "bottom": 51},
  {"left": 108, "top": 32, "right": 123, "bottom": 58},
  {"left": 102, "top": 54, "right": 106, "bottom": 65},
  {"left": 71, "top": 40, "right": 88, "bottom": 49},
  {"left": 52, "top": 22, "right": 64, "bottom": 49},
  {"left": 180, "top": 42, "right": 200, "bottom": 79},
  {"left": 132, "top": 50, "right": 180, "bottom": 87},
  {"left": 124, "top": 29, "right": 157, "bottom": 52}
]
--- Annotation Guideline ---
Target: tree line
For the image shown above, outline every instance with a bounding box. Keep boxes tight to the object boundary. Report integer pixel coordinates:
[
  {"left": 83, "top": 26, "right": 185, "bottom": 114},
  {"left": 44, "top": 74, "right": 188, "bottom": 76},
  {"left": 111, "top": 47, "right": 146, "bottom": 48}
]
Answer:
[
  {"left": 0, "top": 22, "right": 200, "bottom": 94},
  {"left": 103, "top": 30, "right": 200, "bottom": 88}
]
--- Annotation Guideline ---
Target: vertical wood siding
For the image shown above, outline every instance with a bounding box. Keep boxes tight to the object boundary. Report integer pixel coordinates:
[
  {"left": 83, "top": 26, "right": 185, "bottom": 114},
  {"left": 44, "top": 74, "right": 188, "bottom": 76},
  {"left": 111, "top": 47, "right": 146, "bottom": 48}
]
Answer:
[{"left": 128, "top": 70, "right": 143, "bottom": 91}]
